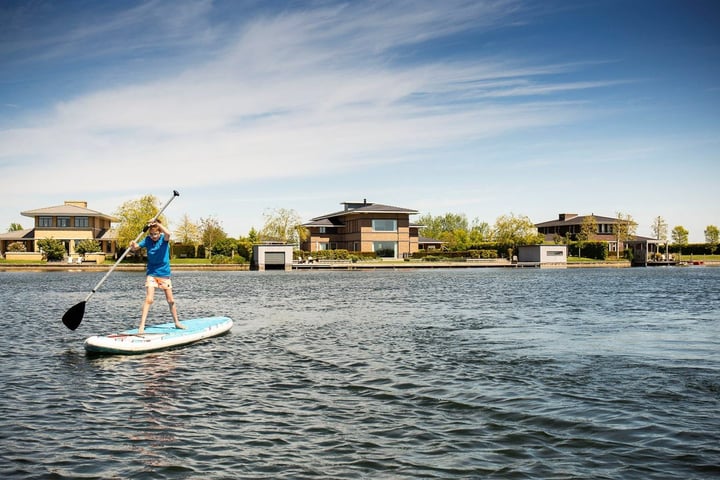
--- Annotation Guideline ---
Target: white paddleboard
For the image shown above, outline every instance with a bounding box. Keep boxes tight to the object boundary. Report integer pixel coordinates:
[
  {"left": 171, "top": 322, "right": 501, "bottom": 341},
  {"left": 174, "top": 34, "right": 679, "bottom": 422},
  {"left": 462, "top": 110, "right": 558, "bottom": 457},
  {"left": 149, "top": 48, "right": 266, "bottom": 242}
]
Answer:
[{"left": 84, "top": 316, "right": 233, "bottom": 354}]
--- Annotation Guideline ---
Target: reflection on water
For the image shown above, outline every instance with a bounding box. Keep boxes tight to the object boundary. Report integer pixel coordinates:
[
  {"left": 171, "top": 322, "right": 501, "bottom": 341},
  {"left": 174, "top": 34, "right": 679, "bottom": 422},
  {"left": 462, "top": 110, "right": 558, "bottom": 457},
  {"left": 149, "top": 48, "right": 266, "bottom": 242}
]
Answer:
[{"left": 0, "top": 268, "right": 719, "bottom": 479}]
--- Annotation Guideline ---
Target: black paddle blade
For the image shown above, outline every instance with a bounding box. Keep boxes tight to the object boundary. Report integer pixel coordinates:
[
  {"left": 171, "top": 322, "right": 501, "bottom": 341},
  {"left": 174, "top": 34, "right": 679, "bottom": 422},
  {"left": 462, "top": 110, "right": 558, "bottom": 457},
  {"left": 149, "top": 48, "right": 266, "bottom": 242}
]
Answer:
[{"left": 62, "top": 301, "right": 86, "bottom": 331}]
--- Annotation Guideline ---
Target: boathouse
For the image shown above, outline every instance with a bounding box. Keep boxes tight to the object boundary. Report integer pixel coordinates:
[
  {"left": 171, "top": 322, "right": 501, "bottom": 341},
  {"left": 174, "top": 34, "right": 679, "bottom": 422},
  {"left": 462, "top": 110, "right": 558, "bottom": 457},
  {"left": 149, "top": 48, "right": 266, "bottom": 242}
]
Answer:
[
  {"left": 252, "top": 243, "right": 294, "bottom": 271},
  {"left": 517, "top": 245, "right": 568, "bottom": 268}
]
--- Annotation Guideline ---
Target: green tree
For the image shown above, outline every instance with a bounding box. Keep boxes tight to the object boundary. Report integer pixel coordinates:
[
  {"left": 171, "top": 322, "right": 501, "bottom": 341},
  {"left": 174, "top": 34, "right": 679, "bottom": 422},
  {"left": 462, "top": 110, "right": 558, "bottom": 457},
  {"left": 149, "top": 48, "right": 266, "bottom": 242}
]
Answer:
[
  {"left": 418, "top": 212, "right": 471, "bottom": 251},
  {"left": 212, "top": 237, "right": 238, "bottom": 258},
  {"left": 671, "top": 225, "right": 688, "bottom": 254},
  {"left": 671, "top": 225, "right": 688, "bottom": 259},
  {"left": 468, "top": 218, "right": 491, "bottom": 246},
  {"left": 8, "top": 223, "right": 23, "bottom": 232},
  {"left": 705, "top": 225, "right": 719, "bottom": 254},
  {"left": 418, "top": 213, "right": 468, "bottom": 237},
  {"left": 114, "top": 195, "right": 167, "bottom": 248},
  {"left": 236, "top": 227, "right": 259, "bottom": 261},
  {"left": 260, "top": 208, "right": 308, "bottom": 245},
  {"left": 200, "top": 216, "right": 227, "bottom": 259},
  {"left": 493, "top": 213, "right": 544, "bottom": 257},
  {"left": 37, "top": 238, "right": 66, "bottom": 261},
  {"left": 446, "top": 228, "right": 469, "bottom": 251},
  {"left": 247, "top": 227, "right": 260, "bottom": 243}
]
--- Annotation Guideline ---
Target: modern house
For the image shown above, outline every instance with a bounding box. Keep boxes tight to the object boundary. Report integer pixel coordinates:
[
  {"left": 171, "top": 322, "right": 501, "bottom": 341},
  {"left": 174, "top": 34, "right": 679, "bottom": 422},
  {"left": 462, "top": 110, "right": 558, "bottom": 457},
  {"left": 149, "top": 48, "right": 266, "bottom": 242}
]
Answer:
[
  {"left": 535, "top": 213, "right": 630, "bottom": 255},
  {"left": 300, "top": 200, "right": 420, "bottom": 259},
  {"left": 0, "top": 201, "right": 118, "bottom": 259}
]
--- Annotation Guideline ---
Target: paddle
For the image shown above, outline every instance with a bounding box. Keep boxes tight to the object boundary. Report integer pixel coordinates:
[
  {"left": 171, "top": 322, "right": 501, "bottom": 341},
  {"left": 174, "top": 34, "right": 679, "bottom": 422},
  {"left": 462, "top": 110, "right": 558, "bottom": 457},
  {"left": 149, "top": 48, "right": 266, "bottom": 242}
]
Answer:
[{"left": 62, "top": 190, "right": 180, "bottom": 330}]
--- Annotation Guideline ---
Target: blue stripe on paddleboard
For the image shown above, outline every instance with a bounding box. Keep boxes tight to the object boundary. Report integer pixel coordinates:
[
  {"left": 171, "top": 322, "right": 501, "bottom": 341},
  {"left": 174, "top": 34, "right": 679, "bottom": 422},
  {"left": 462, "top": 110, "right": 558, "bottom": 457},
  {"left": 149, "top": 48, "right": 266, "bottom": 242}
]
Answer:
[{"left": 122, "top": 316, "right": 231, "bottom": 337}]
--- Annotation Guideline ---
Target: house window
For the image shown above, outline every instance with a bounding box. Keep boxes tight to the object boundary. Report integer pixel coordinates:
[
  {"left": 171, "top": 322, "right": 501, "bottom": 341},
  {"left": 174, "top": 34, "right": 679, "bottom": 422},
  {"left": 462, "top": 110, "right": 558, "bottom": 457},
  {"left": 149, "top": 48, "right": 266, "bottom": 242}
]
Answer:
[
  {"left": 319, "top": 227, "right": 327, "bottom": 234},
  {"left": 57, "top": 217, "right": 70, "bottom": 228},
  {"left": 317, "top": 242, "right": 329, "bottom": 250},
  {"left": 39, "top": 216, "right": 52, "bottom": 227},
  {"left": 547, "top": 250, "right": 564, "bottom": 256},
  {"left": 373, "top": 241, "right": 397, "bottom": 258},
  {"left": 75, "top": 216, "right": 89, "bottom": 227},
  {"left": 372, "top": 219, "right": 397, "bottom": 232}
]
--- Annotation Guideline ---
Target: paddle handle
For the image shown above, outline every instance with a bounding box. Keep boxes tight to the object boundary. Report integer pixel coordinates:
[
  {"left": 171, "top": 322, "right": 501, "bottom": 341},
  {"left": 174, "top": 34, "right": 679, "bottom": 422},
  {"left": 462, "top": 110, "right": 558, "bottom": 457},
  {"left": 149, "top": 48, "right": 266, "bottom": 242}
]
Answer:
[{"left": 84, "top": 190, "right": 180, "bottom": 302}]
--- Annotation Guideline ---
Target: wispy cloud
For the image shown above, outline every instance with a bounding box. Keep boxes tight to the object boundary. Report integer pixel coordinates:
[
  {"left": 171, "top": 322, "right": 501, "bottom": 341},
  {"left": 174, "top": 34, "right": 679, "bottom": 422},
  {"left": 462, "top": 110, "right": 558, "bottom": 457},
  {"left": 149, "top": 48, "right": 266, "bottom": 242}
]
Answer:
[
  {"left": 1, "top": 0, "right": 617, "bottom": 199},
  {"left": 0, "top": 0, "right": 216, "bottom": 63}
]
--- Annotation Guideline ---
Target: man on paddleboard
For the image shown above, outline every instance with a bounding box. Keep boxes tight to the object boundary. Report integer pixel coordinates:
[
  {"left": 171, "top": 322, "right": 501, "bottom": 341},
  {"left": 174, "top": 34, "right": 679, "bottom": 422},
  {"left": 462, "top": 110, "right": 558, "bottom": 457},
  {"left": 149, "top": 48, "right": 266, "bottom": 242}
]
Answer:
[{"left": 130, "top": 221, "right": 185, "bottom": 334}]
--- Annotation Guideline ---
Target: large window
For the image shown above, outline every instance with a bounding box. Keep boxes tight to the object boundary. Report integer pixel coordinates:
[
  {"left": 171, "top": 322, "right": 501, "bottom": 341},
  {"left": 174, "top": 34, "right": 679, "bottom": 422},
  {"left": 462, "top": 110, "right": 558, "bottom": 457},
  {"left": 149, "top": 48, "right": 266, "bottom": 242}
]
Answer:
[
  {"left": 39, "top": 216, "right": 52, "bottom": 227},
  {"left": 372, "top": 219, "right": 397, "bottom": 232},
  {"left": 75, "top": 216, "right": 89, "bottom": 227},
  {"left": 57, "top": 216, "right": 70, "bottom": 228},
  {"left": 373, "top": 241, "right": 397, "bottom": 258}
]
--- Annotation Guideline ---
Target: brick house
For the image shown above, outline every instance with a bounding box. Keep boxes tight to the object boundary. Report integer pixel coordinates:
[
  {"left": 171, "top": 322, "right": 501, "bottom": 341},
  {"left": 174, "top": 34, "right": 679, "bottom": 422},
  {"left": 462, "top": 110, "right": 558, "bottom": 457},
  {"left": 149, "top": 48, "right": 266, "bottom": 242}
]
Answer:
[
  {"left": 0, "top": 201, "right": 118, "bottom": 258},
  {"left": 535, "top": 213, "right": 629, "bottom": 255},
  {"left": 300, "top": 200, "right": 420, "bottom": 259}
]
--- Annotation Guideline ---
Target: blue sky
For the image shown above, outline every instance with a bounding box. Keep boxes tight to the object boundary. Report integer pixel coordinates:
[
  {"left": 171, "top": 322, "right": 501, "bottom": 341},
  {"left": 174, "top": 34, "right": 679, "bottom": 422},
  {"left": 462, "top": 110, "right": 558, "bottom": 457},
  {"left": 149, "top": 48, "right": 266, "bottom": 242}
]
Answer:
[{"left": 1, "top": 0, "right": 718, "bottom": 242}]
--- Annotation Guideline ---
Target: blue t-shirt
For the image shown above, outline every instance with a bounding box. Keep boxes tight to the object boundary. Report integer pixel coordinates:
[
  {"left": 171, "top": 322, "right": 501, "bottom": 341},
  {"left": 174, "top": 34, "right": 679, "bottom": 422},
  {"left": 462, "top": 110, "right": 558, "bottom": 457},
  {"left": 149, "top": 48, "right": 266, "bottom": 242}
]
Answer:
[{"left": 138, "top": 233, "right": 171, "bottom": 277}]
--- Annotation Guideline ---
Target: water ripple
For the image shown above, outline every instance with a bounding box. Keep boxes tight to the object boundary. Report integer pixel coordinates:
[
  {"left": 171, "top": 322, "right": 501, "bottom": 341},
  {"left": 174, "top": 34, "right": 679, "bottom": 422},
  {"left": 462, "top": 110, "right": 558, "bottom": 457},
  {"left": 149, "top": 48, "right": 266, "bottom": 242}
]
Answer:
[{"left": 1, "top": 268, "right": 719, "bottom": 478}]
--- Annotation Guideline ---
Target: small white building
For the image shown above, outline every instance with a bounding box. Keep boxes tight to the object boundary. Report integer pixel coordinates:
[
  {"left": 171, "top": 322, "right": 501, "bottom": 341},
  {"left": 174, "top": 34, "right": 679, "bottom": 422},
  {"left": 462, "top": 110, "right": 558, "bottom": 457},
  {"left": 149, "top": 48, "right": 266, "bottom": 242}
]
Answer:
[
  {"left": 251, "top": 243, "right": 294, "bottom": 271},
  {"left": 517, "top": 245, "right": 567, "bottom": 267}
]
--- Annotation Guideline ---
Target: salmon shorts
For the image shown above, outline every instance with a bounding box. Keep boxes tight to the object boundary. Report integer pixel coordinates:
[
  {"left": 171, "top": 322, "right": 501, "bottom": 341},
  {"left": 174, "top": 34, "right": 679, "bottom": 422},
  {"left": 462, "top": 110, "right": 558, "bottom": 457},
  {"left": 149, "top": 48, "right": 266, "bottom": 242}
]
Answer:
[{"left": 146, "top": 276, "right": 172, "bottom": 290}]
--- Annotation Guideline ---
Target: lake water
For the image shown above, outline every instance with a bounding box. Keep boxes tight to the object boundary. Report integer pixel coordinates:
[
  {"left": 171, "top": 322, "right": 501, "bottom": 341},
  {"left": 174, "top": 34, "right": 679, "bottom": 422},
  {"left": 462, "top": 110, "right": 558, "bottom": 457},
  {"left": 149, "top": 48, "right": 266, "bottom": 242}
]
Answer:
[{"left": 0, "top": 267, "right": 718, "bottom": 479}]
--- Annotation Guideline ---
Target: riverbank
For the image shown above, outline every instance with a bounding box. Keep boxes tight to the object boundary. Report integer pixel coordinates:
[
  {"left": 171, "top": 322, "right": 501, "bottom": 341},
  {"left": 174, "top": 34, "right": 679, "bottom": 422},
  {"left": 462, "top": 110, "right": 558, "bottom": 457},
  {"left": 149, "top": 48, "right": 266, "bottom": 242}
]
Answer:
[
  {"left": 2, "top": 258, "right": 719, "bottom": 272},
  {"left": 2, "top": 259, "right": 717, "bottom": 272},
  {"left": 0, "top": 262, "right": 250, "bottom": 272}
]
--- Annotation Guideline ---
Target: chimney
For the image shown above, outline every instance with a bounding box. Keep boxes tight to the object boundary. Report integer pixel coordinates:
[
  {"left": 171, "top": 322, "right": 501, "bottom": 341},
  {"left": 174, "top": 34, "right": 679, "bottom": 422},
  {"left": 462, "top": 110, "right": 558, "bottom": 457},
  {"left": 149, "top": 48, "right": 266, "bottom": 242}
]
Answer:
[
  {"left": 559, "top": 213, "right": 577, "bottom": 221},
  {"left": 65, "top": 201, "right": 88, "bottom": 208}
]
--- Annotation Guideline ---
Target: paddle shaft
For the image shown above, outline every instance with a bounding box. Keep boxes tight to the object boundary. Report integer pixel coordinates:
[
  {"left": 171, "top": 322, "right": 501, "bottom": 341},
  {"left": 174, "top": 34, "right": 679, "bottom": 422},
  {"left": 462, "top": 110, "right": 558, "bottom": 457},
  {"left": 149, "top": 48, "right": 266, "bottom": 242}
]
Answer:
[{"left": 83, "top": 190, "right": 179, "bottom": 302}]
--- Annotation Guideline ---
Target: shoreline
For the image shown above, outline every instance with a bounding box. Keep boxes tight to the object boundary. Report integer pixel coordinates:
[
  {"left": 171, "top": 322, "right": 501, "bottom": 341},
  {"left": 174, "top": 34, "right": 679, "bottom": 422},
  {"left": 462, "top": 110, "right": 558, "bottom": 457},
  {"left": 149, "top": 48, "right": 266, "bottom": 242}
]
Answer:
[{"left": 1, "top": 259, "right": 718, "bottom": 272}]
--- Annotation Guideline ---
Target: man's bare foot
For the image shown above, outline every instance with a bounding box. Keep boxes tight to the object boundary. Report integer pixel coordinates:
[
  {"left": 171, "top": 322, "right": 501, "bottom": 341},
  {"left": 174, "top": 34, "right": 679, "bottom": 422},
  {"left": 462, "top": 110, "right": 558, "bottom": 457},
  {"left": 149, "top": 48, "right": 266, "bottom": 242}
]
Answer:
[
  {"left": 175, "top": 322, "right": 186, "bottom": 330},
  {"left": 138, "top": 329, "right": 144, "bottom": 335}
]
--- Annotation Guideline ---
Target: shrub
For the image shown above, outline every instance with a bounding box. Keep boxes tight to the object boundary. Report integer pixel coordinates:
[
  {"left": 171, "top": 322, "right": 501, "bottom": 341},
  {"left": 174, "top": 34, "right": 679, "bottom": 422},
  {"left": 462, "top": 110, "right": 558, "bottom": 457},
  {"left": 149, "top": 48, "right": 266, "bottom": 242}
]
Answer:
[
  {"left": 173, "top": 244, "right": 196, "bottom": 258},
  {"left": 37, "top": 238, "right": 66, "bottom": 261},
  {"left": 210, "top": 255, "right": 231, "bottom": 264},
  {"left": 568, "top": 241, "right": 608, "bottom": 260},
  {"left": 209, "top": 254, "right": 246, "bottom": 264},
  {"left": 76, "top": 239, "right": 100, "bottom": 255},
  {"left": 7, "top": 242, "right": 26, "bottom": 252}
]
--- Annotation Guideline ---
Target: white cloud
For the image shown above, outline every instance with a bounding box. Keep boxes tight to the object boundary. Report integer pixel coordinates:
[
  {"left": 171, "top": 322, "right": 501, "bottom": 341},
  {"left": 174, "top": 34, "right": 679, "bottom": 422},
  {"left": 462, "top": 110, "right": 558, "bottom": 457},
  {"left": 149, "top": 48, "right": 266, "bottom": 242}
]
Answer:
[
  {"left": 1, "top": 0, "right": 717, "bottom": 242},
  {"left": 1, "top": 2, "right": 603, "bottom": 195}
]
